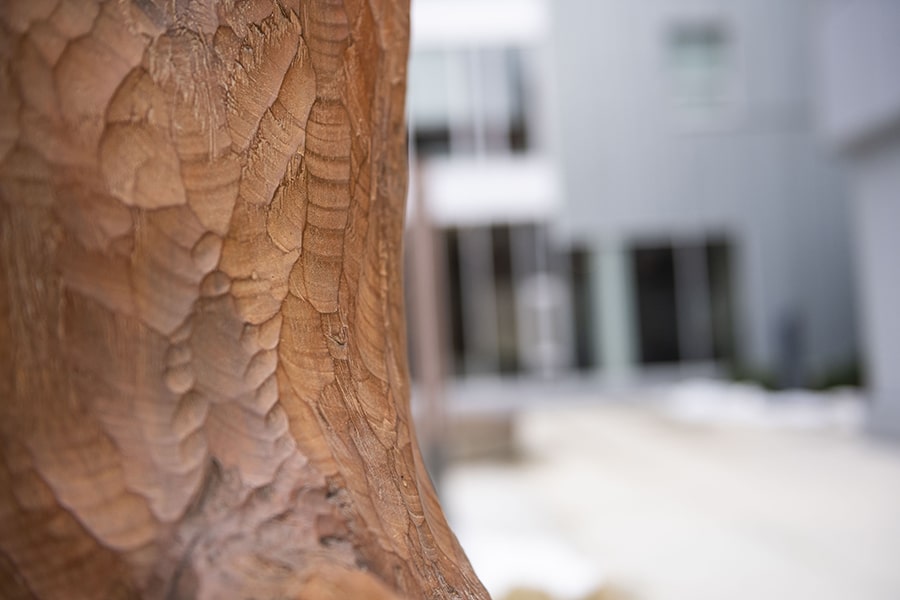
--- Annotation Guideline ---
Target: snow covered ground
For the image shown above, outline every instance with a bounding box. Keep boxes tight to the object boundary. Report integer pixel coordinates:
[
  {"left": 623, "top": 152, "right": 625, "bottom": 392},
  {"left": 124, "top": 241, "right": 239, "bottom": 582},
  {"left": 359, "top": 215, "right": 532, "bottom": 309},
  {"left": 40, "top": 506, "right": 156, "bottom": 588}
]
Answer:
[{"left": 441, "top": 380, "right": 900, "bottom": 600}]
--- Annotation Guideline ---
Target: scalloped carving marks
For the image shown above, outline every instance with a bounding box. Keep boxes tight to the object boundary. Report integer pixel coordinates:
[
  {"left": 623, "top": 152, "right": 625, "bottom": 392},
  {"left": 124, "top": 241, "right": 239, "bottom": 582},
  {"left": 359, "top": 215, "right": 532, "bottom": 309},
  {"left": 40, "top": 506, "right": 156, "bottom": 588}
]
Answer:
[
  {"left": 169, "top": 40, "right": 243, "bottom": 238},
  {"left": 28, "top": 422, "right": 159, "bottom": 553},
  {"left": 280, "top": 0, "right": 352, "bottom": 315},
  {"left": 292, "top": 98, "right": 352, "bottom": 314},
  {"left": 220, "top": 201, "right": 298, "bottom": 325},
  {"left": 104, "top": 33, "right": 241, "bottom": 236},
  {"left": 0, "top": 0, "right": 492, "bottom": 597},
  {"left": 192, "top": 232, "right": 225, "bottom": 273},
  {"left": 279, "top": 293, "right": 335, "bottom": 403},
  {"left": 219, "top": 9, "right": 316, "bottom": 329},
  {"left": 53, "top": 2, "right": 145, "bottom": 138},
  {"left": 132, "top": 209, "right": 209, "bottom": 336},
  {"left": 240, "top": 39, "right": 316, "bottom": 208},
  {"left": 226, "top": 12, "right": 302, "bottom": 153},
  {"left": 100, "top": 123, "right": 186, "bottom": 209},
  {"left": 191, "top": 297, "right": 294, "bottom": 488},
  {"left": 355, "top": 214, "right": 390, "bottom": 382},
  {"left": 305, "top": 103, "right": 352, "bottom": 212},
  {"left": 266, "top": 155, "right": 308, "bottom": 253},
  {"left": 303, "top": 0, "right": 350, "bottom": 87}
]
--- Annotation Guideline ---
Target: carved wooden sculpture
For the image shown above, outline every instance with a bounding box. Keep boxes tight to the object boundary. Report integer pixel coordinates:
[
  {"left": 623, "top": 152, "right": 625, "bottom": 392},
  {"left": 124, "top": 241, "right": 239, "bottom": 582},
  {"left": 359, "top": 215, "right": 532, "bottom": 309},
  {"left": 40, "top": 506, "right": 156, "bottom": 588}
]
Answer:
[{"left": 0, "top": 0, "right": 488, "bottom": 598}]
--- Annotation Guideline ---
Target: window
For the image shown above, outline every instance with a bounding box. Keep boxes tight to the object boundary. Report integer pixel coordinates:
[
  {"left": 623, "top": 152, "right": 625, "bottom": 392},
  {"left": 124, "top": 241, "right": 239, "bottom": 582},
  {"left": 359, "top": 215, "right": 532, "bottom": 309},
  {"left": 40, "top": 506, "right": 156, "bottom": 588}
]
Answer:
[
  {"left": 667, "top": 21, "right": 732, "bottom": 106},
  {"left": 439, "top": 223, "right": 581, "bottom": 378},
  {"left": 408, "top": 47, "right": 533, "bottom": 157},
  {"left": 408, "top": 50, "right": 454, "bottom": 155},
  {"left": 633, "top": 246, "right": 680, "bottom": 364},
  {"left": 443, "top": 224, "right": 525, "bottom": 376},
  {"left": 632, "top": 237, "right": 736, "bottom": 365}
]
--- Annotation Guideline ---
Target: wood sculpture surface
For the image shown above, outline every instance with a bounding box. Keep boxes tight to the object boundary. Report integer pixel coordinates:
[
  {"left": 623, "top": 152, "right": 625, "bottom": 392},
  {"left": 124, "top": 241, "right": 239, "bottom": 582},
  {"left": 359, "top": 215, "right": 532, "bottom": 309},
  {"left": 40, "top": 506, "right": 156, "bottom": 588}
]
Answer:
[{"left": 0, "top": 0, "right": 489, "bottom": 598}]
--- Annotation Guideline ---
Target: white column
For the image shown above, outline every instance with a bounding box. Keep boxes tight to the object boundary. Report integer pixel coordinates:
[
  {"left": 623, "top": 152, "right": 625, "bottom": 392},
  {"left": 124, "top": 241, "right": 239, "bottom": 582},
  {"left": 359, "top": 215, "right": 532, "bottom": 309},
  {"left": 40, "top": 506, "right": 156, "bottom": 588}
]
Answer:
[
  {"left": 856, "top": 142, "right": 900, "bottom": 436},
  {"left": 593, "top": 241, "right": 636, "bottom": 380}
]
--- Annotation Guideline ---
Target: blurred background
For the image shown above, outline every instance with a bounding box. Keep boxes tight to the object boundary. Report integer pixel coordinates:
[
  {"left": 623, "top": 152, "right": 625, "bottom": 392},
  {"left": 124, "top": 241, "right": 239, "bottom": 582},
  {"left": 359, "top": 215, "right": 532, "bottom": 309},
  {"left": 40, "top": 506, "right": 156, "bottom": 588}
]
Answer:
[{"left": 402, "top": 1, "right": 900, "bottom": 599}]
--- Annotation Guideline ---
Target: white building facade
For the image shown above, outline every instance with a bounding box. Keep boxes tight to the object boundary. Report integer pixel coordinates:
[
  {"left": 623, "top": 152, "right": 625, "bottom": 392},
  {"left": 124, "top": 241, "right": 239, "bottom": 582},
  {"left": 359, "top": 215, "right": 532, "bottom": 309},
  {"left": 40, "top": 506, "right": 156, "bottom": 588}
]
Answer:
[
  {"left": 407, "top": 0, "right": 858, "bottom": 390},
  {"left": 816, "top": 0, "right": 900, "bottom": 435},
  {"left": 408, "top": 0, "right": 575, "bottom": 380}
]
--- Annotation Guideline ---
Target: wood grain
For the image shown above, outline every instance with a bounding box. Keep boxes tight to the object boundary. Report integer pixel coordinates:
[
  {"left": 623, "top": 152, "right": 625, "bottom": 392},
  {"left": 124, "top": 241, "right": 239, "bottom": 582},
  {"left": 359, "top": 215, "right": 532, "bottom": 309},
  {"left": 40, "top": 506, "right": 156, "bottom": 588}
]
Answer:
[{"left": 0, "top": 0, "right": 489, "bottom": 598}]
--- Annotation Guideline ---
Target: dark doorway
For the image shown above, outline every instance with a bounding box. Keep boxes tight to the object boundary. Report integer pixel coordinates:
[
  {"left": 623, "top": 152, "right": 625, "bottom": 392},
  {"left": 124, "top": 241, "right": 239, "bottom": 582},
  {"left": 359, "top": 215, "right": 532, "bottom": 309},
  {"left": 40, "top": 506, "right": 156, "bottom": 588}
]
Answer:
[{"left": 633, "top": 246, "right": 680, "bottom": 364}]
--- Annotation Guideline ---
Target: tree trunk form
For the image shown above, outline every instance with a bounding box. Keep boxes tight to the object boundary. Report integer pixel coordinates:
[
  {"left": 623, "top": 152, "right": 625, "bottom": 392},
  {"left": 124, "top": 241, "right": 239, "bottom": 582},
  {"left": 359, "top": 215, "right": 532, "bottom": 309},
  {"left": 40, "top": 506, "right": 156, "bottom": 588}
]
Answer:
[{"left": 0, "top": 1, "right": 488, "bottom": 598}]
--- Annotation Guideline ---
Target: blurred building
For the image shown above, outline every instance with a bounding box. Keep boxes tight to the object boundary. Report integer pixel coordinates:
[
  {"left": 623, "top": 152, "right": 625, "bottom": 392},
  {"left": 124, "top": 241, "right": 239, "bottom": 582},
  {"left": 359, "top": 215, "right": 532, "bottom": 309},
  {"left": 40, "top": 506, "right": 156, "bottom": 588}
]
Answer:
[
  {"left": 815, "top": 1, "right": 900, "bottom": 436},
  {"left": 408, "top": 0, "right": 568, "bottom": 381},
  {"left": 407, "top": 0, "right": 858, "bottom": 391}
]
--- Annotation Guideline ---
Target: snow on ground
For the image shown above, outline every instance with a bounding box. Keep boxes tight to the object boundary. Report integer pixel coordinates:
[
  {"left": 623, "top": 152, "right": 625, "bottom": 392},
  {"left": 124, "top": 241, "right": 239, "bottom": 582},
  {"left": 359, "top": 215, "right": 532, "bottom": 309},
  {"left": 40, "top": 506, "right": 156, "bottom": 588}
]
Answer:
[
  {"left": 441, "top": 380, "right": 900, "bottom": 600},
  {"left": 661, "top": 379, "right": 865, "bottom": 430}
]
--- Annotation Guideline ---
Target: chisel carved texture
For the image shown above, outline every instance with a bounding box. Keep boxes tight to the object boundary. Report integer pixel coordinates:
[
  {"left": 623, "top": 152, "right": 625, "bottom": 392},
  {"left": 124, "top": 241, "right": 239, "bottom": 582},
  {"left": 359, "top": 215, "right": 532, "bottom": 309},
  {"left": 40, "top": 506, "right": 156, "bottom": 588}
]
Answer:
[{"left": 0, "top": 0, "right": 488, "bottom": 598}]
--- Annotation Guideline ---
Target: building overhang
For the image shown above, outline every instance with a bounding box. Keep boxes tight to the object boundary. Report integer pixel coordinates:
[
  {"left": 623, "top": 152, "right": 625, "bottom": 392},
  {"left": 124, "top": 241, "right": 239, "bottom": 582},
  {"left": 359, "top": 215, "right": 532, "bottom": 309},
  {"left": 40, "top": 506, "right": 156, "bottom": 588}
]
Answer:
[
  {"left": 414, "top": 156, "right": 560, "bottom": 227},
  {"left": 411, "top": 0, "right": 547, "bottom": 50},
  {"left": 816, "top": 2, "right": 900, "bottom": 153}
]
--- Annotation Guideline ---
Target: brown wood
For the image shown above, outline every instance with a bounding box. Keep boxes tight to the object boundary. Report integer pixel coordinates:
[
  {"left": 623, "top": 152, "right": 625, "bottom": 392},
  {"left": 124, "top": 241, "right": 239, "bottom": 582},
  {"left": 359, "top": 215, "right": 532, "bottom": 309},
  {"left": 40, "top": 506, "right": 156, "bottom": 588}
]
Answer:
[{"left": 0, "top": 0, "right": 488, "bottom": 598}]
